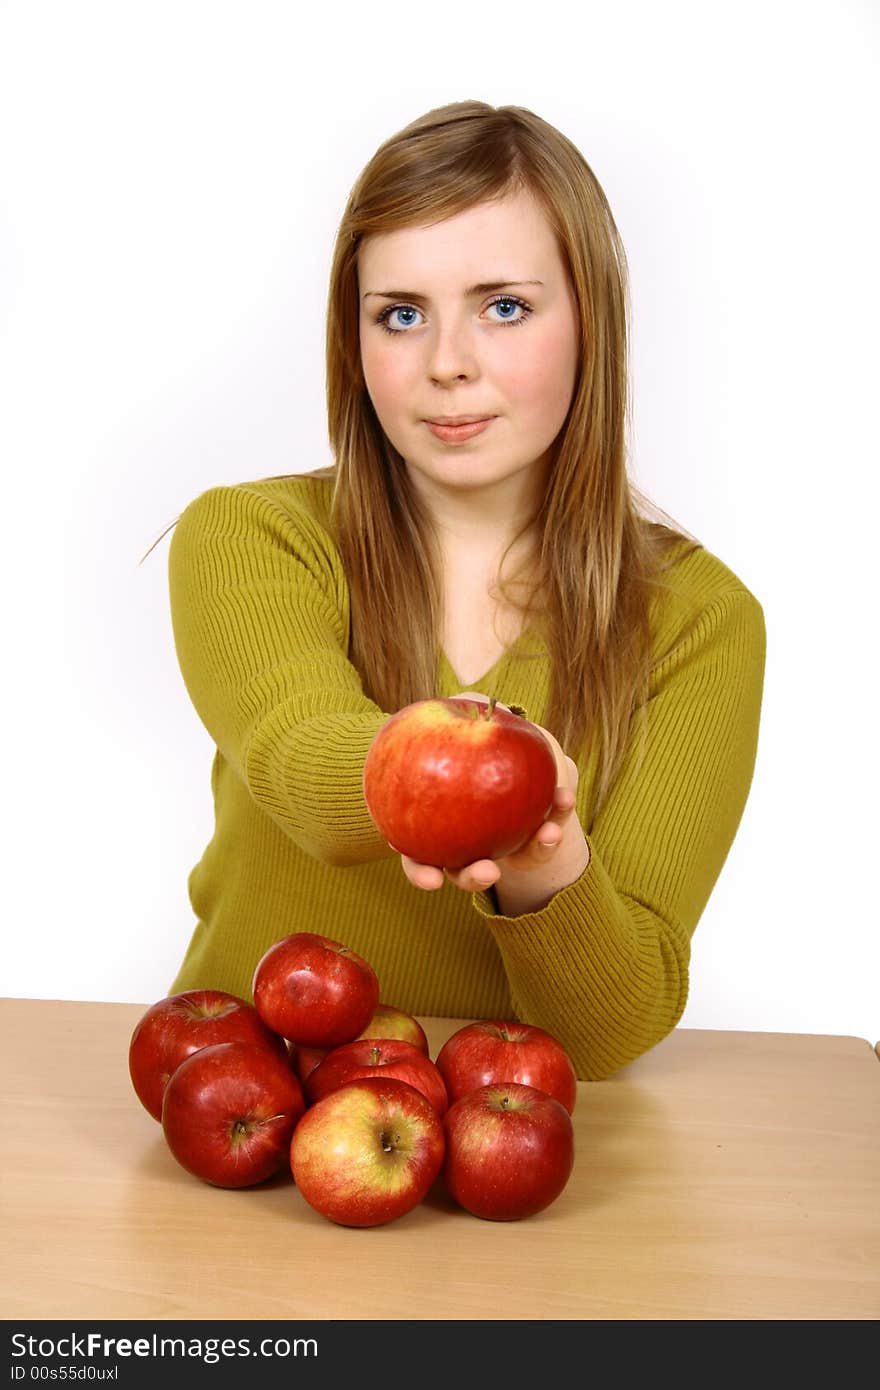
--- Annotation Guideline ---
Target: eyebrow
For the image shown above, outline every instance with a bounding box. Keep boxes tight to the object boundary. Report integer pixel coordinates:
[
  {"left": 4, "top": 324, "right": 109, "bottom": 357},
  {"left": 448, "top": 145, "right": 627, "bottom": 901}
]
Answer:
[{"left": 362, "top": 280, "right": 544, "bottom": 302}]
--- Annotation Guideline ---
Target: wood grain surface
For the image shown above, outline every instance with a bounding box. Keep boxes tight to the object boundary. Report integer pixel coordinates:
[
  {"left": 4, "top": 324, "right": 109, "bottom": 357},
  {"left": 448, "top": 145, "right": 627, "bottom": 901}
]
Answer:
[{"left": 2, "top": 999, "right": 878, "bottom": 1321}]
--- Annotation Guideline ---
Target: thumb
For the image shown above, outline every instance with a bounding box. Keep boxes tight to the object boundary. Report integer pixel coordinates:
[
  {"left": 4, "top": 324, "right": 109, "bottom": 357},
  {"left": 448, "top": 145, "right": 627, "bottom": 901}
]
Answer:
[{"left": 533, "top": 723, "right": 579, "bottom": 792}]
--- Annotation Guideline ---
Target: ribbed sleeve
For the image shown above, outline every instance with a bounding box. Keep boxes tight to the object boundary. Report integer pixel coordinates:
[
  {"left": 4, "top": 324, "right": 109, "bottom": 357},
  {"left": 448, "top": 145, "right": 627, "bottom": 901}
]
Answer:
[
  {"left": 168, "top": 483, "right": 392, "bottom": 865},
  {"left": 471, "top": 588, "right": 766, "bottom": 1079}
]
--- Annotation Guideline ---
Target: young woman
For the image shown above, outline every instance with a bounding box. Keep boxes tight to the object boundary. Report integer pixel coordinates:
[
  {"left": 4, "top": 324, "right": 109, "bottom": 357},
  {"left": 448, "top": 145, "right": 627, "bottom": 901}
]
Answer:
[{"left": 163, "top": 100, "right": 766, "bottom": 1080}]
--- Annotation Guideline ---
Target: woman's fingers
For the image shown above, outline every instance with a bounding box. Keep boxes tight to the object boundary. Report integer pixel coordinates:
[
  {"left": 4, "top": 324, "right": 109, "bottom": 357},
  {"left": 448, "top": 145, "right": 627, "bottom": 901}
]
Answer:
[
  {"left": 447, "top": 859, "right": 501, "bottom": 893},
  {"left": 400, "top": 799, "right": 575, "bottom": 892},
  {"left": 532, "top": 725, "right": 578, "bottom": 791},
  {"left": 545, "top": 784, "right": 577, "bottom": 824},
  {"left": 399, "top": 785, "right": 578, "bottom": 890},
  {"left": 401, "top": 852, "right": 501, "bottom": 893},
  {"left": 400, "top": 855, "right": 445, "bottom": 891},
  {"left": 491, "top": 786, "right": 577, "bottom": 871}
]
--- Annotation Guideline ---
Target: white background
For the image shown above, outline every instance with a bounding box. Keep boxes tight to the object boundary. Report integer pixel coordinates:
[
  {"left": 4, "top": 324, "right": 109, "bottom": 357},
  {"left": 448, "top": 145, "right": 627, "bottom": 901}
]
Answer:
[{"left": 1, "top": 1, "right": 877, "bottom": 1039}]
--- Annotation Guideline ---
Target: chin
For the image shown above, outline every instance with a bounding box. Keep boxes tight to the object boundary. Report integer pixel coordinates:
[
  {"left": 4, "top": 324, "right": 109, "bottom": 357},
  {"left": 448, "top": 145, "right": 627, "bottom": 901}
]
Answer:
[{"left": 405, "top": 447, "right": 542, "bottom": 494}]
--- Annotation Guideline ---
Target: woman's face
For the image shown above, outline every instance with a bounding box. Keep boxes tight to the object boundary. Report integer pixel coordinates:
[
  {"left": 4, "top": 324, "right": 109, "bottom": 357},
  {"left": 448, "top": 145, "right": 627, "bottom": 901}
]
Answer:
[{"left": 357, "top": 187, "right": 581, "bottom": 501}]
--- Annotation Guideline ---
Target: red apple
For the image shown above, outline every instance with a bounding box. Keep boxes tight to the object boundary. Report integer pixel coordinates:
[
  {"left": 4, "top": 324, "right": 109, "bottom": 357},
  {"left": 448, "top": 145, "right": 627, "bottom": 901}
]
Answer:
[
  {"left": 355, "top": 1003, "right": 429, "bottom": 1054},
  {"left": 161, "top": 1040, "right": 306, "bottom": 1187},
  {"left": 305, "top": 1038, "right": 448, "bottom": 1115},
  {"left": 436, "top": 1019, "right": 577, "bottom": 1114},
  {"left": 291, "top": 1077, "right": 444, "bottom": 1227},
  {"left": 290, "top": 1042, "right": 328, "bottom": 1087},
  {"left": 252, "top": 931, "right": 380, "bottom": 1047},
  {"left": 128, "top": 989, "right": 288, "bottom": 1121},
  {"left": 362, "top": 697, "right": 557, "bottom": 869},
  {"left": 290, "top": 1005, "right": 427, "bottom": 1083},
  {"left": 443, "top": 1082, "right": 575, "bottom": 1221}
]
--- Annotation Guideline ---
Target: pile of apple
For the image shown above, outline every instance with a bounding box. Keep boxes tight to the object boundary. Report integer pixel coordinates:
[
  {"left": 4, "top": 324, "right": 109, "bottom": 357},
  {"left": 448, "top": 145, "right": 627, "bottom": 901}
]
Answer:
[{"left": 129, "top": 931, "right": 577, "bottom": 1227}]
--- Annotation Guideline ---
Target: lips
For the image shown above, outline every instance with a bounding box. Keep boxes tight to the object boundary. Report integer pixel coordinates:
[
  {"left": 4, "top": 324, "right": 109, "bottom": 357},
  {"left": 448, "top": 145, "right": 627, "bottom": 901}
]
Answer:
[
  {"left": 425, "top": 418, "right": 495, "bottom": 443},
  {"left": 425, "top": 415, "right": 494, "bottom": 426}
]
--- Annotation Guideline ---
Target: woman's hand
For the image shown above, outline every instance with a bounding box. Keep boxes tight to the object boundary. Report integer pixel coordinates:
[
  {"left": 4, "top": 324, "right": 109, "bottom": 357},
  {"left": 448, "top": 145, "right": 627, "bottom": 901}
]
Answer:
[{"left": 398, "top": 692, "right": 590, "bottom": 912}]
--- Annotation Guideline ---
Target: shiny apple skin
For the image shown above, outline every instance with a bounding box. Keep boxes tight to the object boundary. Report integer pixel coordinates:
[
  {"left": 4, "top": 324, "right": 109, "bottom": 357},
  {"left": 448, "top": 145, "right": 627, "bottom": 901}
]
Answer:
[
  {"left": 443, "top": 1082, "right": 575, "bottom": 1221},
  {"left": 128, "top": 989, "right": 288, "bottom": 1121},
  {"left": 290, "top": 1077, "right": 445, "bottom": 1227},
  {"left": 289, "top": 1003, "right": 428, "bottom": 1084},
  {"left": 252, "top": 931, "right": 380, "bottom": 1048},
  {"left": 305, "top": 1038, "right": 448, "bottom": 1116},
  {"left": 161, "top": 1040, "right": 306, "bottom": 1188},
  {"left": 355, "top": 1003, "right": 430, "bottom": 1054},
  {"left": 289, "top": 1042, "right": 328, "bottom": 1087},
  {"left": 436, "top": 1019, "right": 578, "bottom": 1114},
  {"left": 362, "top": 697, "right": 557, "bottom": 869}
]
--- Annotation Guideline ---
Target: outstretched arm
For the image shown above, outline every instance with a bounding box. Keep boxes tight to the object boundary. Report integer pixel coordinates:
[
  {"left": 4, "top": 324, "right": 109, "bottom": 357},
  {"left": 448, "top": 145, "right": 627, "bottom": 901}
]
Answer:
[{"left": 168, "top": 482, "right": 396, "bottom": 867}]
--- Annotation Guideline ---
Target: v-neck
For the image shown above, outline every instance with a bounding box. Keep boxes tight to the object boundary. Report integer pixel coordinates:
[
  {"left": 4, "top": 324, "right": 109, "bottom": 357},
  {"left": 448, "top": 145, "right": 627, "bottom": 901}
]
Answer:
[
  {"left": 439, "top": 647, "right": 505, "bottom": 692},
  {"left": 438, "top": 620, "right": 542, "bottom": 692}
]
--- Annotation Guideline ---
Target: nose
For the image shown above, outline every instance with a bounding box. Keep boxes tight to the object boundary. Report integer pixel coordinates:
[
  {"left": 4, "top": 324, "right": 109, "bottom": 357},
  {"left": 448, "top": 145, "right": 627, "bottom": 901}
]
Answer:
[{"left": 426, "top": 312, "right": 479, "bottom": 385}]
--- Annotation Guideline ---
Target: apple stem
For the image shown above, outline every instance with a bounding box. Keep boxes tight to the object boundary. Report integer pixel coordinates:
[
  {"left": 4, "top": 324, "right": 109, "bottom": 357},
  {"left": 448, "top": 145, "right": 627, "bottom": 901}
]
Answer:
[{"left": 484, "top": 696, "right": 497, "bottom": 721}]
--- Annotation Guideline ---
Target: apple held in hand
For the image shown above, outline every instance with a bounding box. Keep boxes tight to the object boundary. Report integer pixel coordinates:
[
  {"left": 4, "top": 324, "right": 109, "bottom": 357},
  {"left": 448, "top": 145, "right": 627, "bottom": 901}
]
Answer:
[
  {"left": 161, "top": 1040, "right": 306, "bottom": 1188},
  {"left": 355, "top": 1003, "right": 429, "bottom": 1054},
  {"left": 363, "top": 697, "right": 557, "bottom": 869},
  {"left": 436, "top": 1020, "right": 577, "bottom": 1114},
  {"left": 291, "top": 1077, "right": 445, "bottom": 1227},
  {"left": 129, "top": 989, "right": 288, "bottom": 1121},
  {"left": 443, "top": 1082, "right": 575, "bottom": 1221},
  {"left": 305, "top": 1038, "right": 448, "bottom": 1116},
  {"left": 253, "top": 931, "right": 379, "bottom": 1048}
]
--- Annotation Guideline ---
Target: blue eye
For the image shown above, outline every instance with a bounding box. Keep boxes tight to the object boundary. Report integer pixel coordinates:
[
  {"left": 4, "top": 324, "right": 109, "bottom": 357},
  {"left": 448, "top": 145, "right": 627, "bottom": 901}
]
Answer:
[
  {"left": 375, "top": 295, "right": 533, "bottom": 335},
  {"left": 382, "top": 305, "right": 420, "bottom": 332}
]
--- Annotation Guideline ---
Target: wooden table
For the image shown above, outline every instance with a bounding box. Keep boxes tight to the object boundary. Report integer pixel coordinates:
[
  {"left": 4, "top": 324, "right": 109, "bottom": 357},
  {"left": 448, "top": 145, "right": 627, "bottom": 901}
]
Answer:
[{"left": 2, "top": 998, "right": 878, "bottom": 1321}]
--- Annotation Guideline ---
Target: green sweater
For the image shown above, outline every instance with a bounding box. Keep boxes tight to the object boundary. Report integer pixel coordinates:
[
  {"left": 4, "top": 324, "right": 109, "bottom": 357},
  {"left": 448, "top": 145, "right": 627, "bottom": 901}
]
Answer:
[{"left": 167, "top": 471, "right": 766, "bottom": 1080}]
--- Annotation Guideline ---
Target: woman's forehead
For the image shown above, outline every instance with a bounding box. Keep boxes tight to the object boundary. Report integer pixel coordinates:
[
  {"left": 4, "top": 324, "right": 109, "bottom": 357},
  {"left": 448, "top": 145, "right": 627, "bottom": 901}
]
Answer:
[{"left": 358, "top": 191, "right": 560, "bottom": 290}]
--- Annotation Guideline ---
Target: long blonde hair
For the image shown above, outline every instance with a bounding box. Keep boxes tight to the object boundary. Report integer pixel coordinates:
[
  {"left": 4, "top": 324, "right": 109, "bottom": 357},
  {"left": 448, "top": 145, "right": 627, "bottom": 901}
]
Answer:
[{"left": 324, "top": 100, "right": 701, "bottom": 815}]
